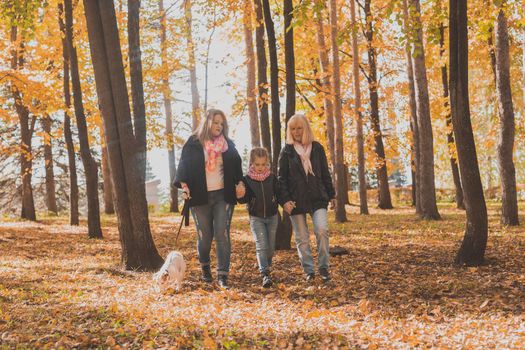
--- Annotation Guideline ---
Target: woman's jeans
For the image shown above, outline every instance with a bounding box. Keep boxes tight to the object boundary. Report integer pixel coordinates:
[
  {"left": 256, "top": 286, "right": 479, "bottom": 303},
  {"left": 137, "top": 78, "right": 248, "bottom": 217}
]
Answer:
[
  {"left": 249, "top": 214, "right": 278, "bottom": 275},
  {"left": 289, "top": 208, "right": 329, "bottom": 275},
  {"left": 190, "top": 190, "right": 234, "bottom": 277}
]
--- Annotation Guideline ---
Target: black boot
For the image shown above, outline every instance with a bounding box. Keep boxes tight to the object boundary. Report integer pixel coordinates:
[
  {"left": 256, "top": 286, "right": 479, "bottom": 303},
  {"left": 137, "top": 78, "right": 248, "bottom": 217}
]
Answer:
[
  {"left": 201, "top": 265, "right": 212, "bottom": 283},
  {"left": 218, "top": 275, "right": 229, "bottom": 289},
  {"left": 262, "top": 273, "right": 273, "bottom": 288}
]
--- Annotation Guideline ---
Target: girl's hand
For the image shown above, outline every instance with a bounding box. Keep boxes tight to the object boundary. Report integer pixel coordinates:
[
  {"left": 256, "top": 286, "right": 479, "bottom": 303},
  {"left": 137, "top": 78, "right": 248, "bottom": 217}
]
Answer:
[
  {"left": 181, "top": 182, "right": 191, "bottom": 200},
  {"left": 283, "top": 201, "right": 296, "bottom": 215},
  {"left": 329, "top": 198, "right": 336, "bottom": 210},
  {"left": 236, "top": 182, "right": 246, "bottom": 198}
]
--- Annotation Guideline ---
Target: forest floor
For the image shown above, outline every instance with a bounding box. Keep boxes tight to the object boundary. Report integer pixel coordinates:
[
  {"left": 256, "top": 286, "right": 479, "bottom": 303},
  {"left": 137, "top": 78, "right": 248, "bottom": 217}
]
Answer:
[{"left": 1, "top": 202, "right": 524, "bottom": 349}]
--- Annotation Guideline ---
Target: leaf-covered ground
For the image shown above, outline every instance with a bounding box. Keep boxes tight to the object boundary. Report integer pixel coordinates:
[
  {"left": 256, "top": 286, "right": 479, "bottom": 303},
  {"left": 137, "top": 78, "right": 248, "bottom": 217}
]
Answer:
[{"left": 1, "top": 203, "right": 524, "bottom": 349}]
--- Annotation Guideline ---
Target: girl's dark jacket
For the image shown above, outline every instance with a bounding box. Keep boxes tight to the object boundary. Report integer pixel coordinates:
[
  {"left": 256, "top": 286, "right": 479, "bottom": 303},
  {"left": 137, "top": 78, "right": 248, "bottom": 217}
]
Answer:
[
  {"left": 238, "top": 174, "right": 280, "bottom": 219},
  {"left": 173, "top": 135, "right": 243, "bottom": 209},
  {"left": 278, "top": 141, "right": 335, "bottom": 215}
]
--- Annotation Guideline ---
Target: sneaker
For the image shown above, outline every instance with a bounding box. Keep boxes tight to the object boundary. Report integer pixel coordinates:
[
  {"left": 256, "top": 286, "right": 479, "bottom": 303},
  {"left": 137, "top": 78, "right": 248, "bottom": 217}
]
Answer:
[
  {"left": 262, "top": 275, "right": 273, "bottom": 288},
  {"left": 306, "top": 273, "right": 315, "bottom": 282},
  {"left": 201, "top": 266, "right": 212, "bottom": 283},
  {"left": 319, "top": 268, "right": 330, "bottom": 282},
  {"left": 218, "top": 275, "right": 229, "bottom": 289}
]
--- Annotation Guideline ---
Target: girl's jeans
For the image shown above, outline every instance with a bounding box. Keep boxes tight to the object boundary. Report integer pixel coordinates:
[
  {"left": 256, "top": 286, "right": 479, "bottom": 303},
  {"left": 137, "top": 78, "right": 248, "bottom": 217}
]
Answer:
[
  {"left": 249, "top": 214, "right": 278, "bottom": 275},
  {"left": 190, "top": 189, "right": 234, "bottom": 276},
  {"left": 289, "top": 208, "right": 329, "bottom": 275}
]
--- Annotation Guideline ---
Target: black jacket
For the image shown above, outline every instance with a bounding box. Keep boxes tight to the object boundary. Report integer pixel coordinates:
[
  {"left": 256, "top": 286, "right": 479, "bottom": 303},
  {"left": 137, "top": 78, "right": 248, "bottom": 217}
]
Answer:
[
  {"left": 238, "top": 174, "right": 280, "bottom": 218},
  {"left": 278, "top": 141, "right": 335, "bottom": 215},
  {"left": 173, "top": 135, "right": 243, "bottom": 208}
]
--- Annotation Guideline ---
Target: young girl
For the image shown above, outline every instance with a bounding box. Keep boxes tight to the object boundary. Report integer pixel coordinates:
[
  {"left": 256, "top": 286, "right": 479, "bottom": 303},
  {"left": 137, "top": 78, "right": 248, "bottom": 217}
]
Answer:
[{"left": 237, "top": 148, "right": 280, "bottom": 288}]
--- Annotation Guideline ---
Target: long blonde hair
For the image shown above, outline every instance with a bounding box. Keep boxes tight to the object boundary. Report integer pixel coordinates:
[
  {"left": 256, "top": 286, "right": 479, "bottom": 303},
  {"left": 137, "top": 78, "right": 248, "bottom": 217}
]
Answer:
[
  {"left": 193, "top": 109, "right": 229, "bottom": 144},
  {"left": 286, "top": 114, "right": 315, "bottom": 145}
]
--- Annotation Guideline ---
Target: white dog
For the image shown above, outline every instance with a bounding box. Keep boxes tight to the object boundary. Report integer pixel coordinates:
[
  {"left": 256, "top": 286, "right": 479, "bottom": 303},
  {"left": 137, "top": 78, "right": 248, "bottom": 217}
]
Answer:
[{"left": 153, "top": 251, "right": 186, "bottom": 292}]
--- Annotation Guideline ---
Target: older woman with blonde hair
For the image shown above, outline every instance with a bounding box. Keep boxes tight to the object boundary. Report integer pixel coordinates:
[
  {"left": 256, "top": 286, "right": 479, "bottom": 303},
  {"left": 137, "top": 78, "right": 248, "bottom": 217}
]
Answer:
[
  {"left": 278, "top": 114, "right": 336, "bottom": 282},
  {"left": 173, "top": 109, "right": 244, "bottom": 289}
]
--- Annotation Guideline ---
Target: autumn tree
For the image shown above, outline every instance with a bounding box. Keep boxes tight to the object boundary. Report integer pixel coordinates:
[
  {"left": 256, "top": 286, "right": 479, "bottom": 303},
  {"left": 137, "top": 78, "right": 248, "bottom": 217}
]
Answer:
[
  {"left": 41, "top": 115, "right": 58, "bottom": 215},
  {"left": 83, "top": 0, "right": 162, "bottom": 270},
  {"left": 183, "top": 0, "right": 201, "bottom": 130},
  {"left": 449, "top": 0, "right": 488, "bottom": 265}
]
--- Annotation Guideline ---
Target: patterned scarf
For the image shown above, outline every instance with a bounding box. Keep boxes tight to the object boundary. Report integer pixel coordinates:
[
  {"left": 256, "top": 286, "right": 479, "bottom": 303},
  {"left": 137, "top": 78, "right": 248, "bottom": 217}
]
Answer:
[
  {"left": 248, "top": 165, "right": 271, "bottom": 182},
  {"left": 293, "top": 142, "right": 314, "bottom": 176},
  {"left": 204, "top": 135, "right": 228, "bottom": 172}
]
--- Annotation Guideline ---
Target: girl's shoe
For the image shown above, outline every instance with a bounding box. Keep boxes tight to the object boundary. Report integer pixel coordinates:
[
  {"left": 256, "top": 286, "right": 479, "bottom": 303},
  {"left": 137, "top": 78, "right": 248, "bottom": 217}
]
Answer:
[{"left": 262, "top": 275, "right": 273, "bottom": 288}]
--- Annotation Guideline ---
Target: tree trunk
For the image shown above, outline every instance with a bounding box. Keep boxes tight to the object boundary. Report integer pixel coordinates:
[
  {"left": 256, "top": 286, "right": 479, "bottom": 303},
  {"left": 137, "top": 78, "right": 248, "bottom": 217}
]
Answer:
[
  {"left": 10, "top": 26, "right": 36, "bottom": 221},
  {"left": 364, "top": 0, "right": 393, "bottom": 210},
  {"left": 315, "top": 7, "right": 336, "bottom": 175},
  {"left": 350, "top": 0, "right": 368, "bottom": 215},
  {"left": 101, "top": 140, "right": 115, "bottom": 214},
  {"left": 254, "top": 0, "right": 271, "bottom": 158},
  {"left": 83, "top": 0, "right": 163, "bottom": 270},
  {"left": 329, "top": 0, "right": 347, "bottom": 222},
  {"left": 184, "top": 0, "right": 200, "bottom": 130},
  {"left": 494, "top": 5, "right": 519, "bottom": 226},
  {"left": 128, "top": 0, "right": 147, "bottom": 184},
  {"left": 410, "top": 0, "right": 440, "bottom": 219},
  {"left": 65, "top": 0, "right": 103, "bottom": 238},
  {"left": 42, "top": 115, "right": 58, "bottom": 214},
  {"left": 439, "top": 23, "right": 465, "bottom": 210},
  {"left": 284, "top": 0, "right": 296, "bottom": 124},
  {"left": 59, "top": 4, "right": 79, "bottom": 225},
  {"left": 243, "top": 1, "right": 261, "bottom": 147},
  {"left": 159, "top": 0, "right": 179, "bottom": 213},
  {"left": 449, "top": 0, "right": 488, "bottom": 266},
  {"left": 262, "top": 0, "right": 281, "bottom": 174},
  {"left": 402, "top": 0, "right": 420, "bottom": 212}
]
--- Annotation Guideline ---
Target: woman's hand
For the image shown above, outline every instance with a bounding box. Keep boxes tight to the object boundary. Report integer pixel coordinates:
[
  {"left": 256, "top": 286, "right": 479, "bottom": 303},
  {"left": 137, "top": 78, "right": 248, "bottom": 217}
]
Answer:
[
  {"left": 181, "top": 182, "right": 191, "bottom": 200},
  {"left": 283, "top": 201, "right": 296, "bottom": 215},
  {"left": 235, "top": 182, "right": 246, "bottom": 199},
  {"left": 329, "top": 198, "right": 336, "bottom": 210}
]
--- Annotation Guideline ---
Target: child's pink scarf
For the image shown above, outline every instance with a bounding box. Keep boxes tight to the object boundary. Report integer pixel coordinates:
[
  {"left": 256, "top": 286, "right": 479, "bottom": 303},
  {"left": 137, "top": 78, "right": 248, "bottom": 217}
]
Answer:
[
  {"left": 248, "top": 166, "right": 271, "bottom": 181},
  {"left": 204, "top": 135, "right": 228, "bottom": 172}
]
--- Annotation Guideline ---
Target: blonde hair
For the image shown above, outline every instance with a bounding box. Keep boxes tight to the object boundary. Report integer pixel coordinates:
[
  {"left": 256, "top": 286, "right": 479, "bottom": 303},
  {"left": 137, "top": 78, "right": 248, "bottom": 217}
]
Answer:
[
  {"left": 193, "top": 109, "right": 229, "bottom": 145},
  {"left": 286, "top": 114, "right": 315, "bottom": 145},
  {"left": 249, "top": 147, "right": 270, "bottom": 165}
]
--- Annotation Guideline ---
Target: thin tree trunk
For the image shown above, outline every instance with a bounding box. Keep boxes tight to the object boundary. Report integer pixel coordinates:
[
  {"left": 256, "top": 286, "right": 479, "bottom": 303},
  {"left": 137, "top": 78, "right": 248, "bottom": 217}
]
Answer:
[
  {"left": 243, "top": 1, "right": 261, "bottom": 147},
  {"left": 65, "top": 0, "right": 102, "bottom": 238},
  {"left": 128, "top": 0, "right": 147, "bottom": 184},
  {"left": 494, "top": 5, "right": 519, "bottom": 225},
  {"left": 254, "top": 0, "right": 271, "bottom": 158},
  {"left": 329, "top": 0, "right": 347, "bottom": 222},
  {"left": 84, "top": 0, "right": 163, "bottom": 270},
  {"left": 159, "top": 0, "right": 179, "bottom": 213},
  {"left": 59, "top": 4, "right": 79, "bottom": 225},
  {"left": 10, "top": 26, "right": 36, "bottom": 221},
  {"left": 101, "top": 140, "right": 115, "bottom": 214},
  {"left": 184, "top": 0, "right": 200, "bottom": 130},
  {"left": 42, "top": 115, "right": 58, "bottom": 214},
  {"left": 284, "top": 0, "right": 296, "bottom": 124},
  {"left": 364, "top": 0, "right": 393, "bottom": 210},
  {"left": 450, "top": 0, "right": 488, "bottom": 266},
  {"left": 315, "top": 7, "right": 336, "bottom": 174},
  {"left": 350, "top": 0, "right": 368, "bottom": 215},
  {"left": 439, "top": 23, "right": 465, "bottom": 210},
  {"left": 262, "top": 0, "right": 280, "bottom": 174},
  {"left": 402, "top": 0, "right": 420, "bottom": 212},
  {"left": 410, "top": 0, "right": 440, "bottom": 219}
]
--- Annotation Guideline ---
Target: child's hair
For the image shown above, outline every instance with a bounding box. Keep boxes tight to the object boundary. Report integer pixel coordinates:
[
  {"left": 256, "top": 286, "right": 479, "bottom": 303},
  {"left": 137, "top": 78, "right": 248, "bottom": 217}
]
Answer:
[{"left": 249, "top": 147, "right": 270, "bottom": 165}]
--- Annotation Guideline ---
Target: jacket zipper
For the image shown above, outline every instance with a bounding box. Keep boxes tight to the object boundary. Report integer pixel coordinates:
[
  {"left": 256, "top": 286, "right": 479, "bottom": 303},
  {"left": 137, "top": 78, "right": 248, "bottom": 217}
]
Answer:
[{"left": 260, "top": 181, "right": 266, "bottom": 218}]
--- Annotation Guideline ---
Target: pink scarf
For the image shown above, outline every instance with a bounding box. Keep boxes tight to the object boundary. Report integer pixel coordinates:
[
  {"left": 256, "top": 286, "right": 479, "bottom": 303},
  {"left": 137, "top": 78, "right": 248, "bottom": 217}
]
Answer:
[
  {"left": 248, "top": 165, "right": 271, "bottom": 181},
  {"left": 293, "top": 142, "right": 314, "bottom": 176},
  {"left": 204, "top": 135, "right": 228, "bottom": 172}
]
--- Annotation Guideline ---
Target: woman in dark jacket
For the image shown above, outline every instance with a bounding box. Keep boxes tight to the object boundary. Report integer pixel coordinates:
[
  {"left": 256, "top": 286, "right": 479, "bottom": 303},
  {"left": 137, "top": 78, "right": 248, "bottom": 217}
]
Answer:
[
  {"left": 173, "top": 109, "right": 244, "bottom": 289},
  {"left": 278, "top": 114, "right": 336, "bottom": 283}
]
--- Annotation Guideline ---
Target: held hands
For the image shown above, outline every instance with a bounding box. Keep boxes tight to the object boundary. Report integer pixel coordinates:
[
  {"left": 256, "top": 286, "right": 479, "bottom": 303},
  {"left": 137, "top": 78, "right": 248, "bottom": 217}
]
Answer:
[
  {"left": 181, "top": 183, "right": 191, "bottom": 200},
  {"left": 283, "top": 201, "right": 296, "bottom": 215},
  {"left": 329, "top": 198, "right": 336, "bottom": 210},
  {"left": 235, "top": 182, "right": 246, "bottom": 199}
]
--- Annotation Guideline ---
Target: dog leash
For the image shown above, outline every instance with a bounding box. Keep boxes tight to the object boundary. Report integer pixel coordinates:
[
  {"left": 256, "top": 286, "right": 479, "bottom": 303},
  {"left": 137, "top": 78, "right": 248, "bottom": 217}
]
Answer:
[{"left": 174, "top": 200, "right": 190, "bottom": 247}]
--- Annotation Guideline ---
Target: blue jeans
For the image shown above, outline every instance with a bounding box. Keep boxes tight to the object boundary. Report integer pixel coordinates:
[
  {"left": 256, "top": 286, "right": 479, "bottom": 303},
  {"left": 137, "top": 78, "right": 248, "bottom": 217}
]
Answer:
[
  {"left": 190, "top": 189, "right": 234, "bottom": 276},
  {"left": 289, "top": 208, "right": 329, "bottom": 275},
  {"left": 249, "top": 214, "right": 278, "bottom": 275}
]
